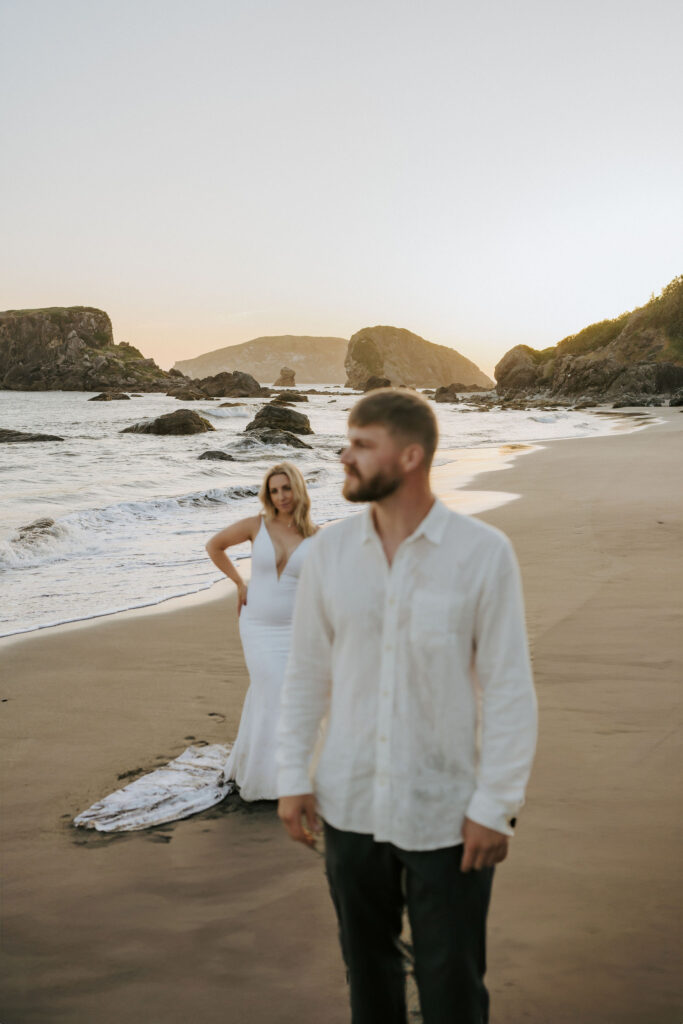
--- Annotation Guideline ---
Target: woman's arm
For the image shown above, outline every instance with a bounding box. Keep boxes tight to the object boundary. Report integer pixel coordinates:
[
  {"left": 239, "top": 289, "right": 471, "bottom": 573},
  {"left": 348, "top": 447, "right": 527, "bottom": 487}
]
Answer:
[{"left": 205, "top": 515, "right": 260, "bottom": 614}]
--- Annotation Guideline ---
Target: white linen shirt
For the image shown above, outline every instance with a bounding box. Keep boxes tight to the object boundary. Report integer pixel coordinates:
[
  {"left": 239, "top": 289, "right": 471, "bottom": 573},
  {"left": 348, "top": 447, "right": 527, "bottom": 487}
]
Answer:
[{"left": 277, "top": 498, "right": 537, "bottom": 852}]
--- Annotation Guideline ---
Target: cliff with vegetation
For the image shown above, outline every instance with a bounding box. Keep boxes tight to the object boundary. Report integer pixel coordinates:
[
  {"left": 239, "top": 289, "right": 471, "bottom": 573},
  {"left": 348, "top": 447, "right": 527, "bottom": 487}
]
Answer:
[
  {"left": 0, "top": 307, "right": 179, "bottom": 392},
  {"left": 344, "top": 326, "right": 493, "bottom": 389},
  {"left": 174, "top": 335, "right": 348, "bottom": 384},
  {"left": 495, "top": 276, "right": 683, "bottom": 401}
]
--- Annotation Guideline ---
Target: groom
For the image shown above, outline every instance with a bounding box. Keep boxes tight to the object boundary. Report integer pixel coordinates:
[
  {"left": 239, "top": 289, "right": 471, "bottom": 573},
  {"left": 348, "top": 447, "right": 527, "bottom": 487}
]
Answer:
[{"left": 277, "top": 388, "right": 537, "bottom": 1023}]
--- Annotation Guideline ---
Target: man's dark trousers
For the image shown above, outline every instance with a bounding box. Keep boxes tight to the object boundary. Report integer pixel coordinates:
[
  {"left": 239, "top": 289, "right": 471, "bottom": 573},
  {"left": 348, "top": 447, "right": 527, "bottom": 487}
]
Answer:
[{"left": 324, "top": 821, "right": 494, "bottom": 1024}]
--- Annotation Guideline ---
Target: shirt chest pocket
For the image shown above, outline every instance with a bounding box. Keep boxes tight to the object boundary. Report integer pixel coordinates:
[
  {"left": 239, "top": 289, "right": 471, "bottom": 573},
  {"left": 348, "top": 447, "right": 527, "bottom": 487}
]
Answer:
[{"left": 409, "top": 591, "right": 468, "bottom": 647}]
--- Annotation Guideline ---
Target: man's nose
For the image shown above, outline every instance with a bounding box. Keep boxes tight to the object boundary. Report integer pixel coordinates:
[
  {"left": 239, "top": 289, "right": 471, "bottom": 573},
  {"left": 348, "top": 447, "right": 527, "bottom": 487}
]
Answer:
[{"left": 340, "top": 445, "right": 351, "bottom": 464}]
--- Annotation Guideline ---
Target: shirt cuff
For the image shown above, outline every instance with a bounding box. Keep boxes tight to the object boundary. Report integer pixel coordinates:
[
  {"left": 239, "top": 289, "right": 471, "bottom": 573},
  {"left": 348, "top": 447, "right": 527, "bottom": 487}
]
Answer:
[
  {"left": 277, "top": 766, "right": 314, "bottom": 798},
  {"left": 466, "top": 790, "right": 519, "bottom": 836}
]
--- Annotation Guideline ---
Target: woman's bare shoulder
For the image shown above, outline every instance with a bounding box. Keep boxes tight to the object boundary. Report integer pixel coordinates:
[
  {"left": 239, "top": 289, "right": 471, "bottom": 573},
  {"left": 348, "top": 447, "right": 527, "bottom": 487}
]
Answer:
[{"left": 207, "top": 514, "right": 262, "bottom": 549}]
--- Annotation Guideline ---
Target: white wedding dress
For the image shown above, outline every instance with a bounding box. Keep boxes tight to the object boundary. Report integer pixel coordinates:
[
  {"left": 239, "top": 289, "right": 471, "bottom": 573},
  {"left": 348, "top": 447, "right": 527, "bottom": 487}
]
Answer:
[
  {"left": 74, "top": 517, "right": 312, "bottom": 832},
  {"left": 224, "top": 517, "right": 312, "bottom": 800}
]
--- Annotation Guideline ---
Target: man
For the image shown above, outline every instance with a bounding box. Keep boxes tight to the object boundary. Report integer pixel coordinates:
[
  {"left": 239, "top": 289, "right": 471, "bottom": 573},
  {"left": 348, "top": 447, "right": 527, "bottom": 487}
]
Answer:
[{"left": 277, "top": 389, "right": 537, "bottom": 1024}]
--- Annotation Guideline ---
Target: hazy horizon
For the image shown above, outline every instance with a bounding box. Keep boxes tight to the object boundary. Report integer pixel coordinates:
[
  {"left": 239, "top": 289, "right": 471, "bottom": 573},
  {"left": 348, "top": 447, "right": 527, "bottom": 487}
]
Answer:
[{"left": 1, "top": 0, "right": 681, "bottom": 378}]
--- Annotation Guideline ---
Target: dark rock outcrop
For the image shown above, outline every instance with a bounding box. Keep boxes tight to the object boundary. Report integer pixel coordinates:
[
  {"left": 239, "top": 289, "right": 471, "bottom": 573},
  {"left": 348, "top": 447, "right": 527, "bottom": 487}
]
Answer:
[
  {"left": 121, "top": 409, "right": 216, "bottom": 435},
  {"left": 247, "top": 428, "right": 314, "bottom": 449},
  {"left": 167, "top": 387, "right": 208, "bottom": 401},
  {"left": 0, "top": 428, "right": 64, "bottom": 442},
  {"left": 89, "top": 392, "right": 130, "bottom": 401},
  {"left": 270, "top": 391, "right": 308, "bottom": 404},
  {"left": 0, "top": 307, "right": 182, "bottom": 392},
  {"left": 274, "top": 366, "right": 296, "bottom": 386},
  {"left": 245, "top": 405, "right": 313, "bottom": 435},
  {"left": 361, "top": 376, "right": 392, "bottom": 392},
  {"left": 495, "top": 276, "right": 683, "bottom": 402},
  {"left": 198, "top": 450, "right": 235, "bottom": 460},
  {"left": 344, "top": 326, "right": 493, "bottom": 390},
  {"left": 434, "top": 384, "right": 461, "bottom": 403},
  {"left": 17, "top": 517, "right": 56, "bottom": 535},
  {"left": 195, "top": 370, "right": 269, "bottom": 398}
]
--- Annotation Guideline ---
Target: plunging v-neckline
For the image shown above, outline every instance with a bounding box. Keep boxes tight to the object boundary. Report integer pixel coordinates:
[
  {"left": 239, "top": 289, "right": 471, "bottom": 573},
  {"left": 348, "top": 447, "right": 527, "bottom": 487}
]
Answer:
[{"left": 261, "top": 519, "right": 305, "bottom": 581}]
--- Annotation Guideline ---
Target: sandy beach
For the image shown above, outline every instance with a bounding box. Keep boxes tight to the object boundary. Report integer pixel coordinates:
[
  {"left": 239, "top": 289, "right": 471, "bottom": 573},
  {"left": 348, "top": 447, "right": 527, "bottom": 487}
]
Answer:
[{"left": 1, "top": 408, "right": 681, "bottom": 1023}]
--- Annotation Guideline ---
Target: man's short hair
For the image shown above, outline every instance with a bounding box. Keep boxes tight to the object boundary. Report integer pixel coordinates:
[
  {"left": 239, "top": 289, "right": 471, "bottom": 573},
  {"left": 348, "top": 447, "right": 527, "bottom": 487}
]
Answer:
[{"left": 348, "top": 388, "right": 439, "bottom": 469}]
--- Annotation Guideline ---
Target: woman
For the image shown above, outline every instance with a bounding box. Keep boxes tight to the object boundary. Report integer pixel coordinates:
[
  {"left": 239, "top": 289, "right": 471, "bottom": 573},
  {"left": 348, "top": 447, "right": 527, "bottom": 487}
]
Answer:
[{"left": 205, "top": 462, "right": 318, "bottom": 801}]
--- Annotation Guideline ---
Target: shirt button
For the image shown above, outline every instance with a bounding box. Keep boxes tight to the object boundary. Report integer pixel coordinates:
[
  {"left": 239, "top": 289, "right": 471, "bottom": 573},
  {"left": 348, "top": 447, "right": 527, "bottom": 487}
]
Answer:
[
  {"left": 388, "top": 597, "right": 395, "bottom": 606},
  {"left": 385, "top": 644, "right": 392, "bottom": 652},
  {"left": 380, "top": 736, "right": 387, "bottom": 743}
]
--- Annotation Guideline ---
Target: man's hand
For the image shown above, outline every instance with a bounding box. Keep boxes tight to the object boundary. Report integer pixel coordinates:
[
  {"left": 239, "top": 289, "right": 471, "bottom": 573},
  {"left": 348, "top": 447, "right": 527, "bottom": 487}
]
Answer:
[
  {"left": 461, "top": 817, "right": 509, "bottom": 872},
  {"left": 278, "top": 794, "right": 320, "bottom": 847}
]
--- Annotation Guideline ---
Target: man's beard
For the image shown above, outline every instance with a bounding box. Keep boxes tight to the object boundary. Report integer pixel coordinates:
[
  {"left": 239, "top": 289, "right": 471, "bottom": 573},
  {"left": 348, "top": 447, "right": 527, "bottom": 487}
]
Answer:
[{"left": 343, "top": 467, "right": 402, "bottom": 503}]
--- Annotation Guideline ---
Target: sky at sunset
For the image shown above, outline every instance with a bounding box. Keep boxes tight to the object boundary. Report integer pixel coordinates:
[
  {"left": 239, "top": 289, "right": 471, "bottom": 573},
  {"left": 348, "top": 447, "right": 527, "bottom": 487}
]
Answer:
[{"left": 1, "top": 0, "right": 681, "bottom": 377}]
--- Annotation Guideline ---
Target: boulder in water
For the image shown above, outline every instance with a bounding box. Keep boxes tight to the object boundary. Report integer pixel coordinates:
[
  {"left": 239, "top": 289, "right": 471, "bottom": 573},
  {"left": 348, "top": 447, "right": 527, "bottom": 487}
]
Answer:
[
  {"left": 89, "top": 391, "right": 131, "bottom": 401},
  {"left": 245, "top": 405, "right": 313, "bottom": 435},
  {"left": 121, "top": 409, "right": 216, "bottom": 435},
  {"left": 361, "top": 375, "right": 392, "bottom": 392},
  {"left": 270, "top": 391, "right": 308, "bottom": 403},
  {"left": 274, "top": 366, "right": 296, "bottom": 386},
  {"left": 248, "top": 428, "right": 313, "bottom": 449},
  {"left": 434, "top": 384, "right": 461, "bottom": 403},
  {"left": 0, "top": 428, "right": 64, "bottom": 442},
  {"left": 196, "top": 370, "right": 269, "bottom": 398},
  {"left": 167, "top": 387, "right": 208, "bottom": 401},
  {"left": 17, "top": 517, "right": 56, "bottom": 536},
  {"left": 198, "top": 450, "right": 235, "bottom": 460}
]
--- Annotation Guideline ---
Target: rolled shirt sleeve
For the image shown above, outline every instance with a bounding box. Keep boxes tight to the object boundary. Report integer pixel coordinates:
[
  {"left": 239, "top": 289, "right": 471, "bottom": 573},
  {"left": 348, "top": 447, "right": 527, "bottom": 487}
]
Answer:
[
  {"left": 277, "top": 537, "right": 333, "bottom": 796},
  {"left": 466, "top": 537, "right": 538, "bottom": 835}
]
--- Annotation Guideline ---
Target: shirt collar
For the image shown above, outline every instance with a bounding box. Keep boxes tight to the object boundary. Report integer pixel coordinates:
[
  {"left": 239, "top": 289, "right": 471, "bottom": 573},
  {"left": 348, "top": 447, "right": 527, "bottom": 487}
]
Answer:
[{"left": 361, "top": 497, "right": 449, "bottom": 546}]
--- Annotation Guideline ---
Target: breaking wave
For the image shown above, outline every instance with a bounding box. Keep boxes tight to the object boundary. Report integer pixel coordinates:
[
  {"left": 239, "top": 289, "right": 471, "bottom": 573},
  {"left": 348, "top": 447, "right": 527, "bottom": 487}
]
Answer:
[{"left": 0, "top": 484, "right": 260, "bottom": 569}]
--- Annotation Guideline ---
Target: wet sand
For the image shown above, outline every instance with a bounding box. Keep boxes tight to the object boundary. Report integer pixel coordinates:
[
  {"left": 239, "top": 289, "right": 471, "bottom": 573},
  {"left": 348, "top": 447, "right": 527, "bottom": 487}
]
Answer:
[{"left": 1, "top": 408, "right": 681, "bottom": 1023}]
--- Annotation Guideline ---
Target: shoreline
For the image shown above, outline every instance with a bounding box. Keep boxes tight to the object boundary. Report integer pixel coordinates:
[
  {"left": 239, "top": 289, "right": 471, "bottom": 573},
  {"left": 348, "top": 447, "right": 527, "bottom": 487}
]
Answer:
[
  {"left": 1, "top": 408, "right": 680, "bottom": 1022},
  {"left": 0, "top": 407, "right": 655, "bottom": 647},
  {"left": 0, "top": 438, "right": 533, "bottom": 646}
]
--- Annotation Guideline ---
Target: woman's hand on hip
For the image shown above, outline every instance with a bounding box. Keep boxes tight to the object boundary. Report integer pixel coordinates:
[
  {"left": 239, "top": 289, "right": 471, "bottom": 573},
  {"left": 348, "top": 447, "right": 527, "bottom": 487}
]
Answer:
[{"left": 237, "top": 582, "right": 248, "bottom": 616}]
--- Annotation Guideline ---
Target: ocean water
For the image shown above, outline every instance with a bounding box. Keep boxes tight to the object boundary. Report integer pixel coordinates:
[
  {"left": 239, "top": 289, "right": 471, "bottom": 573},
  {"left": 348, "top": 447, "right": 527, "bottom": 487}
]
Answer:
[{"left": 0, "top": 389, "right": 638, "bottom": 637}]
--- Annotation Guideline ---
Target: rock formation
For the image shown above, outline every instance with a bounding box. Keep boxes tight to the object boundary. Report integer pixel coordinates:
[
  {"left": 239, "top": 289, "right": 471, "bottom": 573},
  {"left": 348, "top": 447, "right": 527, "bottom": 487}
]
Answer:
[
  {"left": 360, "top": 375, "right": 392, "bottom": 392},
  {"left": 121, "top": 410, "right": 216, "bottom": 435},
  {"left": 194, "top": 370, "right": 269, "bottom": 398},
  {"left": 344, "top": 326, "right": 493, "bottom": 390},
  {"left": 274, "top": 366, "right": 296, "bottom": 386},
  {"left": 174, "top": 336, "right": 348, "bottom": 385},
  {"left": 434, "top": 385, "right": 461, "bottom": 403},
  {"left": 246, "top": 428, "right": 313, "bottom": 449},
  {"left": 244, "top": 405, "right": 313, "bottom": 435},
  {"left": 0, "top": 428, "right": 64, "bottom": 442},
  {"left": 270, "top": 391, "right": 308, "bottom": 404},
  {"left": 495, "top": 276, "right": 683, "bottom": 402},
  {"left": 167, "top": 386, "right": 207, "bottom": 401},
  {"left": 198, "top": 450, "right": 235, "bottom": 460},
  {"left": 0, "top": 307, "right": 182, "bottom": 392},
  {"left": 89, "top": 392, "right": 130, "bottom": 401}
]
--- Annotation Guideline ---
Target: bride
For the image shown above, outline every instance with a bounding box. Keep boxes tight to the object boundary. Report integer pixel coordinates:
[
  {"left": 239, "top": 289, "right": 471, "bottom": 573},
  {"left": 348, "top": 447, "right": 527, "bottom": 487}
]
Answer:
[
  {"left": 205, "top": 461, "right": 318, "bottom": 801},
  {"left": 73, "top": 461, "right": 317, "bottom": 832}
]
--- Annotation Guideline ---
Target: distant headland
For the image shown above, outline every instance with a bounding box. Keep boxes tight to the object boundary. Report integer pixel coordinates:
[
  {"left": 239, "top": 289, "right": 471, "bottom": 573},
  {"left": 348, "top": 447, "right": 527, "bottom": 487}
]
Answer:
[{"left": 1, "top": 276, "right": 681, "bottom": 405}]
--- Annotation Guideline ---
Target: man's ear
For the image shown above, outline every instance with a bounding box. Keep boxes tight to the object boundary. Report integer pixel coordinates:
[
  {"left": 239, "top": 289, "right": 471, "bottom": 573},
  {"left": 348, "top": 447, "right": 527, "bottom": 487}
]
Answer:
[{"left": 400, "top": 443, "right": 426, "bottom": 473}]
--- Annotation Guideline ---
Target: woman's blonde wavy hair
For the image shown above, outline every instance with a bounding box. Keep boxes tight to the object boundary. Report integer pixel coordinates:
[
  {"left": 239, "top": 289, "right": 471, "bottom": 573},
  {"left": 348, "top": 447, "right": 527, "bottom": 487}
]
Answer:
[{"left": 258, "top": 462, "right": 316, "bottom": 537}]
